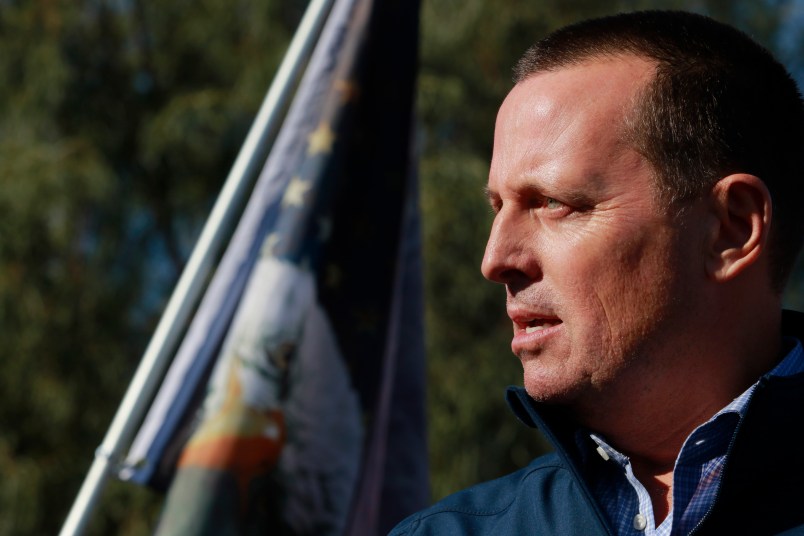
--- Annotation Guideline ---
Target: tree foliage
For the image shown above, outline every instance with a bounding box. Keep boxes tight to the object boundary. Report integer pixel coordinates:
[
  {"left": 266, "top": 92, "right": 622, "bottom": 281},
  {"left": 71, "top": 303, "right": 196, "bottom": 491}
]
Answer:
[
  {"left": 0, "top": 0, "right": 802, "bottom": 534},
  {"left": 0, "top": 1, "right": 299, "bottom": 534}
]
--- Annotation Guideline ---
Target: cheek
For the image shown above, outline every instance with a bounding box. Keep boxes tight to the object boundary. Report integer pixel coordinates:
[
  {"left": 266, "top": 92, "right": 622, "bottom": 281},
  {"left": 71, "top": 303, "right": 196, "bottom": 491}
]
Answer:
[
  {"left": 559, "top": 230, "right": 673, "bottom": 326},
  {"left": 598, "top": 237, "right": 681, "bottom": 342},
  {"left": 546, "top": 231, "right": 627, "bottom": 294}
]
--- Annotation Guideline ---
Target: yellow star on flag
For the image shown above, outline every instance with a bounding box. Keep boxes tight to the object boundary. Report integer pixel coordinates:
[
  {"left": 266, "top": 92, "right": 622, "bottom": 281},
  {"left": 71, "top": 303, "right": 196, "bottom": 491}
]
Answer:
[
  {"left": 334, "top": 79, "right": 360, "bottom": 103},
  {"left": 307, "top": 122, "right": 335, "bottom": 155},
  {"left": 282, "top": 176, "right": 311, "bottom": 207}
]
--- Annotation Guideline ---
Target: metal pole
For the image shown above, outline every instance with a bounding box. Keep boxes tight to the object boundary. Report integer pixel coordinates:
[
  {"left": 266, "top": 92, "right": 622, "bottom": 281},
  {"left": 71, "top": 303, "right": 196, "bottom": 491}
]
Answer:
[{"left": 59, "top": 1, "right": 335, "bottom": 534}]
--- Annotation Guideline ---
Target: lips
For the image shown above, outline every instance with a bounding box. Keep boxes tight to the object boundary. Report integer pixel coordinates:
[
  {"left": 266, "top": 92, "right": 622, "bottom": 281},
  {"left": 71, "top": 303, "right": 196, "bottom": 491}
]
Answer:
[
  {"left": 509, "top": 312, "right": 562, "bottom": 333},
  {"left": 509, "top": 309, "right": 563, "bottom": 353}
]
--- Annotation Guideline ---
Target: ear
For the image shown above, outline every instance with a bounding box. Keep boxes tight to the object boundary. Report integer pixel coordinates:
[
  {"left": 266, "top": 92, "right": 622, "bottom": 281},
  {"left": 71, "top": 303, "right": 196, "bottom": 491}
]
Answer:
[{"left": 705, "top": 174, "right": 772, "bottom": 282}]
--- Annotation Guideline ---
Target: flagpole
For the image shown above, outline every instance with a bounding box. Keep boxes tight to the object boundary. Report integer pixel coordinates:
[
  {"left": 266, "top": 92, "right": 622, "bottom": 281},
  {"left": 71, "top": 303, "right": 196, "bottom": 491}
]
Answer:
[{"left": 59, "top": 1, "right": 335, "bottom": 534}]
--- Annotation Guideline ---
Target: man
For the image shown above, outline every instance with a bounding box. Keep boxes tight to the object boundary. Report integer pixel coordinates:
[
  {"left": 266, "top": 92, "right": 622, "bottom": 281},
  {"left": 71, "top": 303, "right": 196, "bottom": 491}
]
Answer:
[{"left": 392, "top": 10, "right": 804, "bottom": 536}]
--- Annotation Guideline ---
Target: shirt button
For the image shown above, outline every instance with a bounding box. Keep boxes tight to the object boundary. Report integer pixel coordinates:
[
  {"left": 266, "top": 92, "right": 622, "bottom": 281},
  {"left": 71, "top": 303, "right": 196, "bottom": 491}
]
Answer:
[
  {"left": 595, "top": 446, "right": 610, "bottom": 461},
  {"left": 633, "top": 514, "right": 647, "bottom": 531}
]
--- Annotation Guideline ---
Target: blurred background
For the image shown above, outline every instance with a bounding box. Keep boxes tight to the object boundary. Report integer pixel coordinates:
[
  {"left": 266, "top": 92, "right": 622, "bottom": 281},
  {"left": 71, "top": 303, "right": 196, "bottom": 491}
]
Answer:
[{"left": 2, "top": 0, "right": 804, "bottom": 534}]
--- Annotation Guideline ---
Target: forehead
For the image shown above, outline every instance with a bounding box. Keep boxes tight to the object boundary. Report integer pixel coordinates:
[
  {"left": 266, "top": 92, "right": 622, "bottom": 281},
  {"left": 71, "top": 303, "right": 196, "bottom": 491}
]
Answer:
[{"left": 489, "top": 56, "right": 656, "bottom": 197}]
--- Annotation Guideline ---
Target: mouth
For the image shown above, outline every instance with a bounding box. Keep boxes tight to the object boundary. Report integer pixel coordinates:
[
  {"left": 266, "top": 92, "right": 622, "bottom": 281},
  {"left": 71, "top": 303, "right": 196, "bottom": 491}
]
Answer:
[
  {"left": 510, "top": 315, "right": 562, "bottom": 355},
  {"left": 525, "top": 318, "right": 561, "bottom": 333},
  {"left": 514, "top": 316, "right": 562, "bottom": 334}
]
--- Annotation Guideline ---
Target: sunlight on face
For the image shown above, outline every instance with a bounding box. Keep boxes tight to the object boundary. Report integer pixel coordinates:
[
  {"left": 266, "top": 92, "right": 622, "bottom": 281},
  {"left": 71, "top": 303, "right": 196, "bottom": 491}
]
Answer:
[{"left": 482, "top": 57, "right": 708, "bottom": 409}]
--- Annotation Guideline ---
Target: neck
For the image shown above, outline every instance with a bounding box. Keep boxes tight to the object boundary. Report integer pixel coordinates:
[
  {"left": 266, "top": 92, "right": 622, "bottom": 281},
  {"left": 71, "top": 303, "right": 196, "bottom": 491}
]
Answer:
[{"left": 572, "top": 304, "right": 783, "bottom": 522}]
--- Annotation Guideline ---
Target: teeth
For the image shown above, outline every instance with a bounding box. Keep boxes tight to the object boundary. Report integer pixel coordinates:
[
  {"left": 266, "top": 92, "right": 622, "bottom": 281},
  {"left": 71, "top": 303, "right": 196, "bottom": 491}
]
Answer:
[{"left": 525, "top": 323, "right": 554, "bottom": 334}]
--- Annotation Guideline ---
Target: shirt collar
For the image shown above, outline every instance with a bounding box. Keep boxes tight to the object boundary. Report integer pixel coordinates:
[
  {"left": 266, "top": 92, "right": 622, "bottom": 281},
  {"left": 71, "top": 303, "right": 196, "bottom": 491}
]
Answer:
[
  {"left": 586, "top": 337, "right": 804, "bottom": 466},
  {"left": 506, "top": 336, "right": 804, "bottom": 467}
]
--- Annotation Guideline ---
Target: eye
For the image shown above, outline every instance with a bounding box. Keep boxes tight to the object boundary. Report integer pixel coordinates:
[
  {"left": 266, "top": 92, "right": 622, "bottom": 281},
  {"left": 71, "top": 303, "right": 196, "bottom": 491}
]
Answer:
[
  {"left": 545, "top": 197, "right": 563, "bottom": 209},
  {"left": 539, "top": 196, "right": 576, "bottom": 219}
]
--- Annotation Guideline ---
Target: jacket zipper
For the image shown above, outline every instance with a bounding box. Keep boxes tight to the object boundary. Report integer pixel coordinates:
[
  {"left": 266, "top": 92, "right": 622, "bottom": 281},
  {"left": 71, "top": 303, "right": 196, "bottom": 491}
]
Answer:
[
  {"left": 688, "top": 377, "right": 766, "bottom": 535},
  {"left": 528, "top": 405, "right": 616, "bottom": 536}
]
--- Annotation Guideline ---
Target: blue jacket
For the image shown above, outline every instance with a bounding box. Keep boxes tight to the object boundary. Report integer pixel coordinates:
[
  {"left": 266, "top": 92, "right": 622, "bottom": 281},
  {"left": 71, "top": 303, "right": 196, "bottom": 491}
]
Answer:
[{"left": 390, "top": 312, "right": 804, "bottom": 536}]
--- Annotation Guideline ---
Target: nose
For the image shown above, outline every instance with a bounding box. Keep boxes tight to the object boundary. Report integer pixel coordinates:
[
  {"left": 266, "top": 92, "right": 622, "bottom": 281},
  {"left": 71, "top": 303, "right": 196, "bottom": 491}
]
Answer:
[{"left": 481, "top": 210, "right": 540, "bottom": 287}]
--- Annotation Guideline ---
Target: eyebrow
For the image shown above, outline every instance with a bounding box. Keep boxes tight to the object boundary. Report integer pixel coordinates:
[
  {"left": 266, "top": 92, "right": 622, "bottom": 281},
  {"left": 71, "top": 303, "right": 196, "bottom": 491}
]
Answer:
[{"left": 483, "top": 179, "right": 598, "bottom": 208}]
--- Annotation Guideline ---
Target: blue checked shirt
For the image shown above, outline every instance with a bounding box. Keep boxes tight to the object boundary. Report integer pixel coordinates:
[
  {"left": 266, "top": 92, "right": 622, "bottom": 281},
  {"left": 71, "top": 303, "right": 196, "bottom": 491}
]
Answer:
[{"left": 580, "top": 338, "right": 804, "bottom": 536}]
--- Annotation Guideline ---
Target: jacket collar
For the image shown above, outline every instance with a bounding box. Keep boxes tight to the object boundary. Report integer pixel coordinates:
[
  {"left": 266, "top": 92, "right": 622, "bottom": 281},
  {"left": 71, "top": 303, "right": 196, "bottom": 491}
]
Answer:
[
  {"left": 505, "top": 309, "right": 804, "bottom": 458},
  {"left": 505, "top": 386, "right": 584, "bottom": 467}
]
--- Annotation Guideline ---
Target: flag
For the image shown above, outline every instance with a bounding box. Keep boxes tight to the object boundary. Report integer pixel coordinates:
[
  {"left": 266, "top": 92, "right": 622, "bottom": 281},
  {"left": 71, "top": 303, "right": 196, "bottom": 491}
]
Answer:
[{"left": 120, "top": 0, "right": 427, "bottom": 533}]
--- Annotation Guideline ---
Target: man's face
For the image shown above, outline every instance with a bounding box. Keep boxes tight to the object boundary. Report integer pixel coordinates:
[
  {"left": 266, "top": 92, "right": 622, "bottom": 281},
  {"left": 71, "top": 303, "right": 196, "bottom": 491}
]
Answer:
[{"left": 482, "top": 57, "right": 707, "bottom": 408}]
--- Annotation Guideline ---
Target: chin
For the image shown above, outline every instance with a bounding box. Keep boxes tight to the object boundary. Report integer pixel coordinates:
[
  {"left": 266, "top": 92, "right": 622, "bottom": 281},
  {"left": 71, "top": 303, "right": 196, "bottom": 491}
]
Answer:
[{"left": 522, "top": 373, "right": 586, "bottom": 406}]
